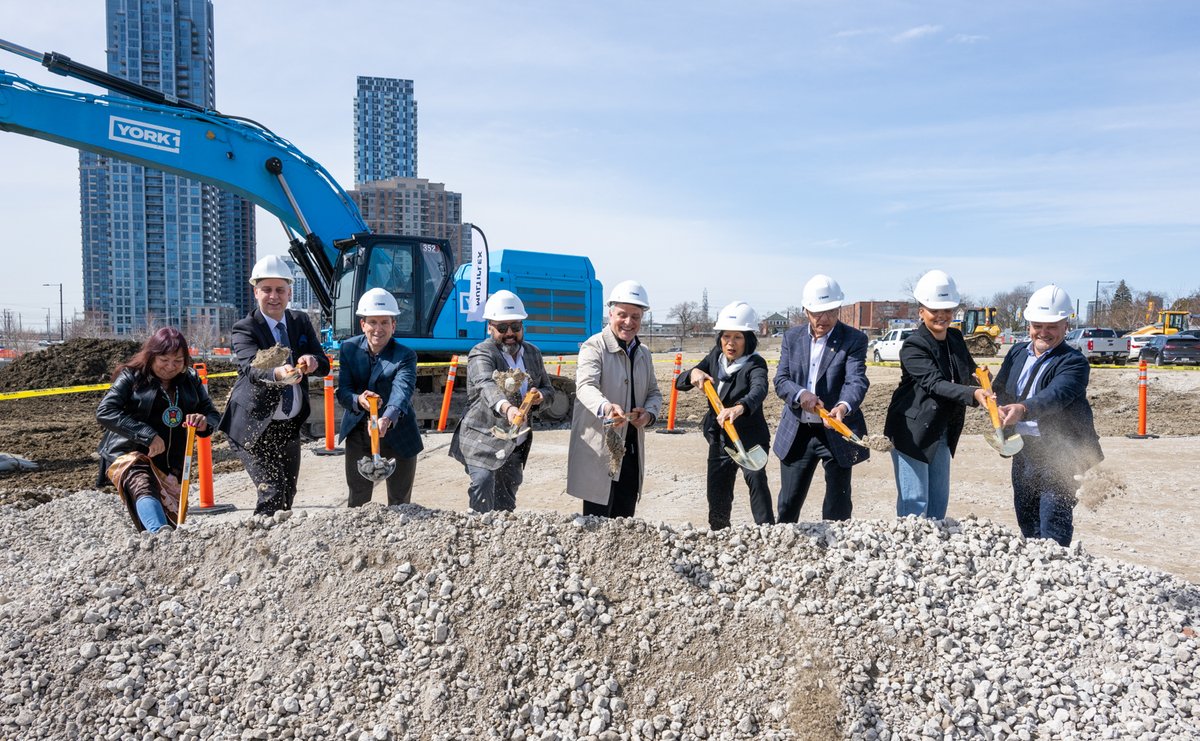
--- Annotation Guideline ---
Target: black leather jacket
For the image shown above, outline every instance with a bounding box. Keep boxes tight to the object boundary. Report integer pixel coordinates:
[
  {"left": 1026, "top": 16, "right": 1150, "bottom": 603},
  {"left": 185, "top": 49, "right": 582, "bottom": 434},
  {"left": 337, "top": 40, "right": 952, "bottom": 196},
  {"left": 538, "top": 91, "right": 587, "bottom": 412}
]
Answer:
[{"left": 96, "top": 368, "right": 221, "bottom": 478}]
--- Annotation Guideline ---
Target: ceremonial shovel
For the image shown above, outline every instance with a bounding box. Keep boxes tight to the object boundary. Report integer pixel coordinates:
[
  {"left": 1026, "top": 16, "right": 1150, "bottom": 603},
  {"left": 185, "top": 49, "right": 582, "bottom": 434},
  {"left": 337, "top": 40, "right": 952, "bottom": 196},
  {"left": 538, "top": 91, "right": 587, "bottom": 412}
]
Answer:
[
  {"left": 356, "top": 396, "right": 397, "bottom": 481},
  {"left": 176, "top": 424, "right": 197, "bottom": 525},
  {"left": 974, "top": 366, "right": 1024, "bottom": 457},
  {"left": 701, "top": 380, "right": 768, "bottom": 471},
  {"left": 817, "top": 406, "right": 871, "bottom": 449},
  {"left": 491, "top": 389, "right": 538, "bottom": 440}
]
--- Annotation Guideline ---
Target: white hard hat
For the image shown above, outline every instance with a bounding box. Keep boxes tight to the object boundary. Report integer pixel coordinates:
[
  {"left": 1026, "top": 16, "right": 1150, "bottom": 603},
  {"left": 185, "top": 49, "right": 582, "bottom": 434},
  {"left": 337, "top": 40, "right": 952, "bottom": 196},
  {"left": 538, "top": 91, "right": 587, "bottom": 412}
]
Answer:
[
  {"left": 356, "top": 287, "right": 401, "bottom": 317},
  {"left": 1024, "top": 284, "right": 1073, "bottom": 323},
  {"left": 801, "top": 274, "right": 844, "bottom": 312},
  {"left": 482, "top": 290, "right": 528, "bottom": 321},
  {"left": 913, "top": 269, "right": 961, "bottom": 310},
  {"left": 713, "top": 301, "right": 759, "bottom": 333},
  {"left": 608, "top": 280, "right": 650, "bottom": 309},
  {"left": 249, "top": 255, "right": 294, "bottom": 285}
]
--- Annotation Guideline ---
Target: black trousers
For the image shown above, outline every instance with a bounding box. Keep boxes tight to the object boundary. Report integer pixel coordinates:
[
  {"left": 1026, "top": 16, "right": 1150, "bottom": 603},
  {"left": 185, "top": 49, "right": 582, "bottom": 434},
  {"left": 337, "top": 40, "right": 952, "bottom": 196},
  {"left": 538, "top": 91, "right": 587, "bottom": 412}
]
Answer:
[
  {"left": 1011, "top": 437, "right": 1076, "bottom": 547},
  {"left": 344, "top": 422, "right": 418, "bottom": 507},
  {"left": 777, "top": 424, "right": 853, "bottom": 521},
  {"left": 584, "top": 432, "right": 640, "bottom": 519},
  {"left": 707, "top": 439, "right": 774, "bottom": 529},
  {"left": 236, "top": 418, "right": 301, "bottom": 516}
]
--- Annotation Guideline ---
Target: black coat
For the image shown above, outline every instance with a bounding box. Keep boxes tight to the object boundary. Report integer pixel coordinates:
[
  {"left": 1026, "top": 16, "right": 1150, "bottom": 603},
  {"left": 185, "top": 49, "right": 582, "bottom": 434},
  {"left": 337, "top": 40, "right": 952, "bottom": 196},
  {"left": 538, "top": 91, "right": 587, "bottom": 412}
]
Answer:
[
  {"left": 217, "top": 308, "right": 330, "bottom": 448},
  {"left": 675, "top": 347, "right": 770, "bottom": 451},
  {"left": 884, "top": 324, "right": 979, "bottom": 463},
  {"left": 96, "top": 367, "right": 221, "bottom": 479}
]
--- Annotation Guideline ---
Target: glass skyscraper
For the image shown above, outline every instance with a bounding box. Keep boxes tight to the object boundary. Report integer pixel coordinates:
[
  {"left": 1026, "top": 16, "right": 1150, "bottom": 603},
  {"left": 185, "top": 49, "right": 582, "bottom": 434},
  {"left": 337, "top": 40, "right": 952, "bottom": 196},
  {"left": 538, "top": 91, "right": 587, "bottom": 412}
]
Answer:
[
  {"left": 80, "top": 0, "right": 255, "bottom": 337},
  {"left": 354, "top": 76, "right": 418, "bottom": 185}
]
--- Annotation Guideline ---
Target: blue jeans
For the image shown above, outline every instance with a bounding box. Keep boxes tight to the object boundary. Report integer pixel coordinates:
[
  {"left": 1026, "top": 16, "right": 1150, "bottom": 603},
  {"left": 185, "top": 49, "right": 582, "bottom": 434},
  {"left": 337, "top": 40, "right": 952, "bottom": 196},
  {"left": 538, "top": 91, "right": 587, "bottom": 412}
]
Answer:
[
  {"left": 892, "top": 437, "right": 951, "bottom": 519},
  {"left": 135, "top": 495, "right": 170, "bottom": 533}
]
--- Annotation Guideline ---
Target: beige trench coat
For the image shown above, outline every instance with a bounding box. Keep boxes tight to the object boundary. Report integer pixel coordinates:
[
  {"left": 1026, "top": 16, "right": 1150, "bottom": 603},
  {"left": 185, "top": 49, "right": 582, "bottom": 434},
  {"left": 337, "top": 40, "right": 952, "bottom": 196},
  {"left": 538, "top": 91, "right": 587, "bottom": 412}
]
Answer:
[{"left": 566, "top": 327, "right": 663, "bottom": 505}]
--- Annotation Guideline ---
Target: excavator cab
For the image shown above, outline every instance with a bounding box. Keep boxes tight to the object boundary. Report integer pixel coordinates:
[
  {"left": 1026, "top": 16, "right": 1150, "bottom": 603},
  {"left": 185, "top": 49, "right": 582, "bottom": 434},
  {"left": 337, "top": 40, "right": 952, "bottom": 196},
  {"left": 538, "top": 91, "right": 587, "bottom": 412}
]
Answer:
[{"left": 329, "top": 234, "right": 454, "bottom": 341}]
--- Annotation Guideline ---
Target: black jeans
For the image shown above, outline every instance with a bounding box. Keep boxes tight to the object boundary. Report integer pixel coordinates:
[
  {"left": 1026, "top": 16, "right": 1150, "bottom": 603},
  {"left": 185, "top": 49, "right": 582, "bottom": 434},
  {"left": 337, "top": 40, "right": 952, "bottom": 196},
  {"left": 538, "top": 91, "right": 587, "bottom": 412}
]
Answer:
[
  {"left": 237, "top": 418, "right": 301, "bottom": 516},
  {"left": 1011, "top": 437, "right": 1075, "bottom": 547},
  {"left": 707, "top": 439, "right": 774, "bottom": 529},
  {"left": 344, "top": 422, "right": 417, "bottom": 507},
  {"left": 777, "top": 424, "right": 852, "bottom": 522},
  {"left": 584, "top": 432, "right": 640, "bottom": 519}
]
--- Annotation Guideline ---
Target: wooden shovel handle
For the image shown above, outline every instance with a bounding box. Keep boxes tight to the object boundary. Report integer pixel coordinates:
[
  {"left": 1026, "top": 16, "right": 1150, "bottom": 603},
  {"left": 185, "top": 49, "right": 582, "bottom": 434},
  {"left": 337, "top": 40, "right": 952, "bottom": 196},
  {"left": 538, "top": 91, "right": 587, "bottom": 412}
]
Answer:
[
  {"left": 816, "top": 405, "right": 856, "bottom": 439},
  {"left": 511, "top": 389, "right": 538, "bottom": 427},
  {"left": 368, "top": 396, "right": 381, "bottom": 456},
  {"left": 702, "top": 380, "right": 743, "bottom": 445},
  {"left": 974, "top": 367, "right": 1003, "bottom": 430}
]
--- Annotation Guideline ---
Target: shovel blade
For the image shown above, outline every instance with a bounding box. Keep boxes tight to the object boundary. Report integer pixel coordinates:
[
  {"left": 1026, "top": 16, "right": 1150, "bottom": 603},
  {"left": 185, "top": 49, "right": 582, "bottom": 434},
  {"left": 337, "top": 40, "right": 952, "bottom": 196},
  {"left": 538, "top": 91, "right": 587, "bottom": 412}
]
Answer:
[
  {"left": 723, "top": 443, "right": 768, "bottom": 471},
  {"left": 357, "top": 455, "right": 396, "bottom": 482},
  {"left": 984, "top": 429, "right": 1024, "bottom": 458},
  {"left": 490, "top": 424, "right": 531, "bottom": 441}
]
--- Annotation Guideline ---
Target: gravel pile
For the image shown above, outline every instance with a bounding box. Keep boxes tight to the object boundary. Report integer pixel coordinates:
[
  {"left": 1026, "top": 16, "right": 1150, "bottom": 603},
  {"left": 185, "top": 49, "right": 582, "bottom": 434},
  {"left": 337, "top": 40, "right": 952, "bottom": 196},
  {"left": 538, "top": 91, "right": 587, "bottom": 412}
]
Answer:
[{"left": 1, "top": 493, "right": 1198, "bottom": 739}]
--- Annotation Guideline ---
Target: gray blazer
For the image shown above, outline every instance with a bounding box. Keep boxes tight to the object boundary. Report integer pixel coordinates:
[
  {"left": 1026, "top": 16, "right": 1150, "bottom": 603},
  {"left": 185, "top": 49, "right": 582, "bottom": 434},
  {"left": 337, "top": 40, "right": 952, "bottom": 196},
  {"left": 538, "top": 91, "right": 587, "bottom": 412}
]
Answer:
[{"left": 448, "top": 340, "right": 555, "bottom": 471}]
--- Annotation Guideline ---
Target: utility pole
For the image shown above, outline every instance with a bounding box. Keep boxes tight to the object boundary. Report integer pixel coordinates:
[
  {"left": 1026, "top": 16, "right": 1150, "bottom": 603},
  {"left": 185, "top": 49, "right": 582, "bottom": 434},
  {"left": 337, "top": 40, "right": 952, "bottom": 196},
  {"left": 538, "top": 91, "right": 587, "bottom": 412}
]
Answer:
[{"left": 43, "top": 282, "right": 64, "bottom": 341}]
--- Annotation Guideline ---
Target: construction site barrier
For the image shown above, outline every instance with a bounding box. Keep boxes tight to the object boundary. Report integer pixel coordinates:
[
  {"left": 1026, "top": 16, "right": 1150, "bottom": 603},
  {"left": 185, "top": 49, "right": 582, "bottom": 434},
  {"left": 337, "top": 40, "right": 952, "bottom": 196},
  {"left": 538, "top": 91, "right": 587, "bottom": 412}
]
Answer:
[
  {"left": 656, "top": 352, "right": 686, "bottom": 435},
  {"left": 1127, "top": 359, "right": 1158, "bottom": 439},
  {"left": 437, "top": 355, "right": 460, "bottom": 432},
  {"left": 555, "top": 355, "right": 563, "bottom": 376},
  {"left": 314, "top": 355, "right": 344, "bottom": 456},
  {"left": 190, "top": 363, "right": 235, "bottom": 515}
]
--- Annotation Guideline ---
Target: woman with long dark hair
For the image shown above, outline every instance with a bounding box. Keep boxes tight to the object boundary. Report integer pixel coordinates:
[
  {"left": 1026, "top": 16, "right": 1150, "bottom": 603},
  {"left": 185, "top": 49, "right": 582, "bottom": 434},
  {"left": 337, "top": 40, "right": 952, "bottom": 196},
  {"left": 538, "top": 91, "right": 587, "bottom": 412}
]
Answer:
[{"left": 96, "top": 327, "right": 221, "bottom": 532}]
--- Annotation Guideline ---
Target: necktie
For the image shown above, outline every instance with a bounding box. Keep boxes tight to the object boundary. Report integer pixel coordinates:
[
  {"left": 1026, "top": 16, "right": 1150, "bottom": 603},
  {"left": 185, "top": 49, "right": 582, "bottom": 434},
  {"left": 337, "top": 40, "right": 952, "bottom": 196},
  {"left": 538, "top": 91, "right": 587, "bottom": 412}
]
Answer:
[{"left": 275, "top": 323, "right": 294, "bottom": 415}]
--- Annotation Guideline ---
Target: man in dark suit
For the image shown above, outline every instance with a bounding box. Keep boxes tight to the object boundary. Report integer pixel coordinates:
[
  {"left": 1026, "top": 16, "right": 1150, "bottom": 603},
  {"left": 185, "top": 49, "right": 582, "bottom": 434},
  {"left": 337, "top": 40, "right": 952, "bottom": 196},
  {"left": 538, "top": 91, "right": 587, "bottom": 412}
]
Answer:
[
  {"left": 995, "top": 284, "right": 1102, "bottom": 547},
  {"left": 336, "top": 288, "right": 423, "bottom": 507},
  {"left": 773, "top": 274, "right": 871, "bottom": 521},
  {"left": 218, "top": 255, "right": 329, "bottom": 516},
  {"left": 449, "top": 290, "right": 554, "bottom": 512}
]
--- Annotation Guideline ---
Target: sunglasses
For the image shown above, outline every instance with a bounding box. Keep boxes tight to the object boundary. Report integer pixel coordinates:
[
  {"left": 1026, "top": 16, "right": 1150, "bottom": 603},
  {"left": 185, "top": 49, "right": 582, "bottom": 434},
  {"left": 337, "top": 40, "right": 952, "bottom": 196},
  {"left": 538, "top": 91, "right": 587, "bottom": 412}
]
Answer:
[{"left": 492, "top": 322, "right": 523, "bottom": 333}]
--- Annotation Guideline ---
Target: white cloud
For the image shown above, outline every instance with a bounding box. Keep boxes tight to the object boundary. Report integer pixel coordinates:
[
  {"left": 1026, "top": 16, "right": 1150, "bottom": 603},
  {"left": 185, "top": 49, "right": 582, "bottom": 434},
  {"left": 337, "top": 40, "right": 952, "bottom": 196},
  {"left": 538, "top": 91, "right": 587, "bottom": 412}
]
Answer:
[
  {"left": 950, "top": 34, "right": 987, "bottom": 44},
  {"left": 892, "top": 25, "right": 943, "bottom": 43}
]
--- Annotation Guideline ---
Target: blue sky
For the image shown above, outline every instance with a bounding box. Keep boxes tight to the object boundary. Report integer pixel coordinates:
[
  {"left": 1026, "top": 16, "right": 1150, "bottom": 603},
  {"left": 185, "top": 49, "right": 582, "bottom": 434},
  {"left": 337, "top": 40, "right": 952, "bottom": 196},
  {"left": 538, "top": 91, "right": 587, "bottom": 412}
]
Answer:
[{"left": 1, "top": 0, "right": 1198, "bottom": 330}]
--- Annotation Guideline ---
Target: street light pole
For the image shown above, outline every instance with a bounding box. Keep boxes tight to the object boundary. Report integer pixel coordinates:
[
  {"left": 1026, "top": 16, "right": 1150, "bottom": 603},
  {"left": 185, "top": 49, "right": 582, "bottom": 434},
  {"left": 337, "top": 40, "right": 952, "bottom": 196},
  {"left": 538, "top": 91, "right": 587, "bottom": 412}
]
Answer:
[{"left": 42, "top": 282, "right": 64, "bottom": 341}]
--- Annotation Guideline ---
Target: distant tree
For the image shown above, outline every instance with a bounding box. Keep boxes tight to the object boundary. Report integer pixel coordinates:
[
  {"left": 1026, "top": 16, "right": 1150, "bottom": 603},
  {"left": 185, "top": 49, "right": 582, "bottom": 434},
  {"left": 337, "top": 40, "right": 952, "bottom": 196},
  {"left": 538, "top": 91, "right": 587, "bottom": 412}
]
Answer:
[
  {"left": 668, "top": 301, "right": 703, "bottom": 342},
  {"left": 785, "top": 305, "right": 805, "bottom": 326},
  {"left": 1109, "top": 280, "right": 1136, "bottom": 331},
  {"left": 1171, "top": 290, "right": 1200, "bottom": 316},
  {"left": 989, "top": 284, "right": 1036, "bottom": 331}
]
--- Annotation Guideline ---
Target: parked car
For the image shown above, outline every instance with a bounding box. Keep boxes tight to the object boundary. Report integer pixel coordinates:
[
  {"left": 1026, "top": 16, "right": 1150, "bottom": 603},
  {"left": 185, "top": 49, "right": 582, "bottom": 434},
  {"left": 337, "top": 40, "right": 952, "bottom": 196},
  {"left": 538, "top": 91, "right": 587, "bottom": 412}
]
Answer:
[
  {"left": 1064, "top": 327, "right": 1129, "bottom": 365},
  {"left": 1138, "top": 334, "right": 1200, "bottom": 366},
  {"left": 1126, "top": 332, "right": 1161, "bottom": 361},
  {"left": 872, "top": 327, "right": 915, "bottom": 362}
]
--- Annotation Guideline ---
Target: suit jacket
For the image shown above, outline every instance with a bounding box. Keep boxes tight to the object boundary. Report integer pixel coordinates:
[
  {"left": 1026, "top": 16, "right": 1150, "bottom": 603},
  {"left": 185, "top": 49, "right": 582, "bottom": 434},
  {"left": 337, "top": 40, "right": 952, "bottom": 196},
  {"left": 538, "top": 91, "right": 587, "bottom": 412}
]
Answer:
[
  {"left": 217, "top": 308, "right": 330, "bottom": 448},
  {"left": 566, "top": 328, "right": 663, "bottom": 504},
  {"left": 448, "top": 339, "right": 554, "bottom": 470},
  {"left": 884, "top": 324, "right": 979, "bottom": 462},
  {"left": 336, "top": 335, "right": 424, "bottom": 459},
  {"left": 675, "top": 346, "right": 770, "bottom": 451},
  {"left": 994, "top": 340, "right": 1102, "bottom": 473},
  {"left": 772, "top": 322, "right": 871, "bottom": 467}
]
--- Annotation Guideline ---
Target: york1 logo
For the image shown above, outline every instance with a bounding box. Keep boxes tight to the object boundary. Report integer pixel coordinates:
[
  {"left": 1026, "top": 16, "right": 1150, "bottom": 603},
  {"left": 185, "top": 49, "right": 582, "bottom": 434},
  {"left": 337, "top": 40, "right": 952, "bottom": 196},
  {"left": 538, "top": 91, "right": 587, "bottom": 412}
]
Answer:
[{"left": 109, "top": 116, "right": 181, "bottom": 153}]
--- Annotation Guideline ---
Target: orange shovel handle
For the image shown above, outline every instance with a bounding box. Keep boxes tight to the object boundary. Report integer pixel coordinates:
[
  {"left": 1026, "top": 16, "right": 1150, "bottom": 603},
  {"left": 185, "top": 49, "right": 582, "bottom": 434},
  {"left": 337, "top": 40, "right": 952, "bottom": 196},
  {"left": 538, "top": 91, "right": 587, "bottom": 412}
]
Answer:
[
  {"left": 702, "top": 380, "right": 743, "bottom": 445},
  {"left": 974, "top": 367, "right": 1003, "bottom": 430},
  {"left": 177, "top": 424, "right": 197, "bottom": 525},
  {"left": 368, "top": 396, "right": 381, "bottom": 456},
  {"left": 816, "top": 406, "right": 856, "bottom": 439},
  {"left": 511, "top": 389, "right": 538, "bottom": 427}
]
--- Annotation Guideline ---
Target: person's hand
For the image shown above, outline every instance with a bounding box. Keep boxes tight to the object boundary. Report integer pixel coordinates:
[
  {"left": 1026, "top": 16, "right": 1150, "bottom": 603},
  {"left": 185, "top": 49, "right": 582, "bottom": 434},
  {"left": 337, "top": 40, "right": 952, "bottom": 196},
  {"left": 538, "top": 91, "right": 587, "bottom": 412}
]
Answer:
[
  {"left": 504, "top": 403, "right": 521, "bottom": 425},
  {"left": 358, "top": 390, "right": 381, "bottom": 412},
  {"left": 973, "top": 388, "right": 995, "bottom": 408},
  {"left": 184, "top": 413, "right": 207, "bottom": 431},
  {"left": 529, "top": 389, "right": 543, "bottom": 406},
  {"left": 377, "top": 416, "right": 393, "bottom": 436},
  {"left": 148, "top": 436, "right": 166, "bottom": 458},
  {"left": 824, "top": 403, "right": 848, "bottom": 428},
  {"left": 717, "top": 404, "right": 744, "bottom": 426},
  {"left": 628, "top": 407, "right": 651, "bottom": 428},
  {"left": 999, "top": 403, "right": 1026, "bottom": 426},
  {"left": 606, "top": 403, "right": 627, "bottom": 428},
  {"left": 162, "top": 474, "right": 181, "bottom": 497},
  {"left": 799, "top": 390, "right": 822, "bottom": 413},
  {"left": 689, "top": 368, "right": 713, "bottom": 388},
  {"left": 275, "top": 364, "right": 302, "bottom": 384},
  {"left": 295, "top": 354, "right": 319, "bottom": 375}
]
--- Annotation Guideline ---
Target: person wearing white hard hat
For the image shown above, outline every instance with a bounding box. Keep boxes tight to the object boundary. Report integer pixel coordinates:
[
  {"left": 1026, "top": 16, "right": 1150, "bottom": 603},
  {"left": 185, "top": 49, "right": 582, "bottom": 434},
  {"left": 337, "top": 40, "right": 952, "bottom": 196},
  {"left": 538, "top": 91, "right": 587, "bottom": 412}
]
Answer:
[
  {"left": 993, "top": 284, "right": 1102, "bottom": 547},
  {"left": 884, "top": 270, "right": 992, "bottom": 519},
  {"left": 567, "top": 280, "right": 663, "bottom": 517},
  {"left": 219, "top": 255, "right": 329, "bottom": 516},
  {"left": 674, "top": 301, "right": 774, "bottom": 529},
  {"left": 773, "top": 274, "right": 871, "bottom": 521},
  {"left": 336, "top": 288, "right": 424, "bottom": 507},
  {"left": 448, "top": 290, "right": 555, "bottom": 512}
]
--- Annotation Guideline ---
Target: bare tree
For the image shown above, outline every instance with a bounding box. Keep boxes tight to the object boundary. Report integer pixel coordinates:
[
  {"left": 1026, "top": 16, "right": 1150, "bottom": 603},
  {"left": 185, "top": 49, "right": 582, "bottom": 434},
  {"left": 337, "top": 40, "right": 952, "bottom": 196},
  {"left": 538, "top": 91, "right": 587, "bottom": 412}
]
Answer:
[
  {"left": 989, "top": 284, "right": 1036, "bottom": 331},
  {"left": 668, "top": 301, "right": 702, "bottom": 343},
  {"left": 785, "top": 305, "right": 805, "bottom": 327}
]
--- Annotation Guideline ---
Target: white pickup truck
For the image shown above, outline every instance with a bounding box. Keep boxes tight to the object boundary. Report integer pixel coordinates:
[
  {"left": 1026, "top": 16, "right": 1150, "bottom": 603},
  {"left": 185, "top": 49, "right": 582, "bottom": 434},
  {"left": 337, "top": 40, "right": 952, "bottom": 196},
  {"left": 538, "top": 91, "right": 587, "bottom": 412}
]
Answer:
[
  {"left": 872, "top": 327, "right": 915, "bottom": 362},
  {"left": 1064, "top": 327, "right": 1130, "bottom": 365}
]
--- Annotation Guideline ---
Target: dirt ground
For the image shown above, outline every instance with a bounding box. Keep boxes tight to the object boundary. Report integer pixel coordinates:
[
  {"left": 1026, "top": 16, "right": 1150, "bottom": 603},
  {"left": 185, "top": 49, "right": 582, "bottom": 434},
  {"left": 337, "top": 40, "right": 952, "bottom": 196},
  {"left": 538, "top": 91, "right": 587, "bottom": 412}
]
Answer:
[{"left": 2, "top": 341, "right": 1199, "bottom": 582}]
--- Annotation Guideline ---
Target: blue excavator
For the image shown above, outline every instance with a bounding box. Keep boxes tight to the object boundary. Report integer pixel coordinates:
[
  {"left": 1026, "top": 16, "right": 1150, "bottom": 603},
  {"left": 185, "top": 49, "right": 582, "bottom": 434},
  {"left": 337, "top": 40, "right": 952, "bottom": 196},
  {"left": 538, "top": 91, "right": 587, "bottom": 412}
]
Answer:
[{"left": 0, "top": 39, "right": 602, "bottom": 425}]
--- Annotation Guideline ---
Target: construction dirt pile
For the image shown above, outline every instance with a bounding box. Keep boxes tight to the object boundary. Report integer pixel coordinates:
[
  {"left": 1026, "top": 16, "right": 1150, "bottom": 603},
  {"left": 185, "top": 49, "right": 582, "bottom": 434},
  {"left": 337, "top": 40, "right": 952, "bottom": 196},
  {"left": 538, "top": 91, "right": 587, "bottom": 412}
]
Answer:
[
  {"left": 1, "top": 494, "right": 1199, "bottom": 739},
  {"left": 0, "top": 338, "right": 142, "bottom": 391}
]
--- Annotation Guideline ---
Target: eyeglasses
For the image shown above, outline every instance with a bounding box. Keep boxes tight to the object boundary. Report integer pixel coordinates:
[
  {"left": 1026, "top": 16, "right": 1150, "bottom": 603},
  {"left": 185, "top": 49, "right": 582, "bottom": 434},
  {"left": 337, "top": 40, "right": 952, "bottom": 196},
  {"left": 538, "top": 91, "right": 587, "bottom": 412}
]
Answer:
[{"left": 492, "top": 322, "right": 523, "bottom": 334}]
